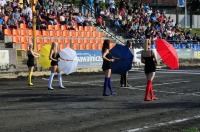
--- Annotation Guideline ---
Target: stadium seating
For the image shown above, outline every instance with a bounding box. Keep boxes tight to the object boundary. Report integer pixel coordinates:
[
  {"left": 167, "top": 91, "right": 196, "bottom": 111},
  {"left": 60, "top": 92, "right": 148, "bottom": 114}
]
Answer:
[{"left": 4, "top": 24, "right": 105, "bottom": 51}]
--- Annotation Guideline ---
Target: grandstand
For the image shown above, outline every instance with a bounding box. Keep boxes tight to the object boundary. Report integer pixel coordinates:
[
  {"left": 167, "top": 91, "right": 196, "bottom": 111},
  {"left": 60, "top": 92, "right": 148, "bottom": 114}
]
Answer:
[
  {"left": 1, "top": 0, "right": 200, "bottom": 71},
  {"left": 2, "top": 0, "right": 200, "bottom": 50}
]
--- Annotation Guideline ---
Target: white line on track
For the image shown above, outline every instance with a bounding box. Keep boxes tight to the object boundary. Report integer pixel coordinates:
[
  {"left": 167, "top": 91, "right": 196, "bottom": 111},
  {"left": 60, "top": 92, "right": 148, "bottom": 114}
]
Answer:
[
  {"left": 131, "top": 69, "right": 200, "bottom": 75},
  {"left": 41, "top": 78, "right": 199, "bottom": 96},
  {"left": 134, "top": 81, "right": 190, "bottom": 88},
  {"left": 125, "top": 115, "right": 200, "bottom": 132}
]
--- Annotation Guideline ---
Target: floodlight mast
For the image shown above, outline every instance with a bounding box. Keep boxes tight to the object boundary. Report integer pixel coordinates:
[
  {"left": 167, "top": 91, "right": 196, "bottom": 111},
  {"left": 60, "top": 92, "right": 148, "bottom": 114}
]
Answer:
[
  {"left": 185, "top": 0, "right": 187, "bottom": 28},
  {"left": 32, "top": 0, "right": 37, "bottom": 52}
]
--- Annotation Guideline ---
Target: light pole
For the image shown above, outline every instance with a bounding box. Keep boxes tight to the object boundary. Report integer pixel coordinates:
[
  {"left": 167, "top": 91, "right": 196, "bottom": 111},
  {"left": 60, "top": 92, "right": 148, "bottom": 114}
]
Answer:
[
  {"left": 32, "top": 0, "right": 37, "bottom": 52},
  {"left": 185, "top": 0, "right": 187, "bottom": 28}
]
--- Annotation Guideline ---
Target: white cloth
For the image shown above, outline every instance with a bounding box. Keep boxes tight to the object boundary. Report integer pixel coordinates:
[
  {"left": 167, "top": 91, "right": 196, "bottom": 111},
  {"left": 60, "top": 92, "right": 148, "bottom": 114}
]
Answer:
[{"left": 60, "top": 16, "right": 65, "bottom": 21}]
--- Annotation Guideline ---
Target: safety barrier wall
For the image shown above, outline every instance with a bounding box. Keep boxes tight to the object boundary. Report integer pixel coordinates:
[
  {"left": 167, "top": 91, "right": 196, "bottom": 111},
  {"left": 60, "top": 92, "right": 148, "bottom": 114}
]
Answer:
[{"left": 0, "top": 48, "right": 198, "bottom": 72}]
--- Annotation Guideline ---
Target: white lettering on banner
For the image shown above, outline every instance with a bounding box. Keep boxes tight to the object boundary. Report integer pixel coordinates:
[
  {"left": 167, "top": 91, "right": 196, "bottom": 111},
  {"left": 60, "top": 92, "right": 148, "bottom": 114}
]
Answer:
[
  {"left": 0, "top": 50, "right": 9, "bottom": 65},
  {"left": 78, "top": 55, "right": 103, "bottom": 62}
]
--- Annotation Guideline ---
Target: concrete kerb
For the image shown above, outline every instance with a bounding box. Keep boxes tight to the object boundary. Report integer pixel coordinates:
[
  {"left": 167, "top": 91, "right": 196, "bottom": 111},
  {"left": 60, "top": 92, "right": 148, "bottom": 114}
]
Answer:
[{"left": 0, "top": 68, "right": 102, "bottom": 79}]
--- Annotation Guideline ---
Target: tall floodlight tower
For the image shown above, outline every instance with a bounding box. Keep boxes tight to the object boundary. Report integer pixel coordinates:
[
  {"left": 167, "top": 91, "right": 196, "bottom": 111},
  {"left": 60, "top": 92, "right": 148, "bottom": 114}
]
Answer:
[
  {"left": 32, "top": 0, "right": 37, "bottom": 51},
  {"left": 177, "top": 0, "right": 187, "bottom": 28},
  {"left": 185, "top": 0, "right": 187, "bottom": 28}
]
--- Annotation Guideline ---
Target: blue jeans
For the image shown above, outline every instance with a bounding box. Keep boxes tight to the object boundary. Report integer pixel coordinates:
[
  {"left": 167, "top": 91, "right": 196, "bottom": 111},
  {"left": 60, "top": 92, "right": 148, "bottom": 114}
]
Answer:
[
  {"left": 81, "top": 4, "right": 86, "bottom": 15},
  {"left": 88, "top": 4, "right": 93, "bottom": 16},
  {"left": 49, "top": 20, "right": 57, "bottom": 25}
]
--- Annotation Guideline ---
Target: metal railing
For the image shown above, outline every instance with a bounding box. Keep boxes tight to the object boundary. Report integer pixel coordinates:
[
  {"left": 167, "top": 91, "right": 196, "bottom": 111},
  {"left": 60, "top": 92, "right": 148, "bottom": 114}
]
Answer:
[{"left": 77, "top": 2, "right": 126, "bottom": 44}]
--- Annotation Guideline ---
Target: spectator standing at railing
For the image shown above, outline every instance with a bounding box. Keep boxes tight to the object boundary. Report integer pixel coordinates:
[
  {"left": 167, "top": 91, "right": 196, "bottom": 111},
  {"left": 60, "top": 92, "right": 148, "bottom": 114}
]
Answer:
[
  {"left": 185, "top": 29, "right": 193, "bottom": 40},
  {"left": 94, "top": 0, "right": 99, "bottom": 17},
  {"left": 109, "top": 0, "right": 115, "bottom": 14},
  {"left": 88, "top": 0, "right": 94, "bottom": 17},
  {"left": 193, "top": 33, "right": 199, "bottom": 42},
  {"left": 81, "top": 0, "right": 87, "bottom": 15},
  {"left": 186, "top": 29, "right": 192, "bottom": 36}
]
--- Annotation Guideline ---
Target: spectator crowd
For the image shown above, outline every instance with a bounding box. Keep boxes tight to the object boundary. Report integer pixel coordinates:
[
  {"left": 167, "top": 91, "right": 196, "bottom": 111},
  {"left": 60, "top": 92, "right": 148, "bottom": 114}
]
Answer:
[
  {"left": 81, "top": 0, "right": 200, "bottom": 42},
  {"left": 0, "top": 0, "right": 94, "bottom": 34},
  {"left": 0, "top": 0, "right": 199, "bottom": 43}
]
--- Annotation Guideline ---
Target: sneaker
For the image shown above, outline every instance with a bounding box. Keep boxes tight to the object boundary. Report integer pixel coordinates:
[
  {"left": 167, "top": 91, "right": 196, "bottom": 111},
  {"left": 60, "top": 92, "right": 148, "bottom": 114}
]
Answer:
[{"left": 121, "top": 84, "right": 125, "bottom": 87}]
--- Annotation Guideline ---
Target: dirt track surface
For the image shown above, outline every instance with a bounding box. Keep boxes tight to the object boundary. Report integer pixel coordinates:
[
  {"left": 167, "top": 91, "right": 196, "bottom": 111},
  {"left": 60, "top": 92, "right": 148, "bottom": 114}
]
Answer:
[{"left": 0, "top": 70, "right": 199, "bottom": 132}]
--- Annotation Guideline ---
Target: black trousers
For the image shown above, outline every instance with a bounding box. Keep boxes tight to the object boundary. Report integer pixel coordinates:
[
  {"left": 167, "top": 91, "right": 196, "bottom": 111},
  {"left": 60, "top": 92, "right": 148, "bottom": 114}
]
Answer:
[{"left": 120, "top": 72, "right": 128, "bottom": 87}]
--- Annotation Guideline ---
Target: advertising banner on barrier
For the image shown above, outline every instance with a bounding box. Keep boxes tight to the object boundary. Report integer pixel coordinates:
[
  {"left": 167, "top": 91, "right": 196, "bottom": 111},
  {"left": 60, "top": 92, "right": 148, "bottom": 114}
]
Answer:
[
  {"left": 76, "top": 50, "right": 103, "bottom": 68},
  {"left": 0, "top": 50, "right": 9, "bottom": 70},
  {"left": 176, "top": 49, "right": 193, "bottom": 59},
  {"left": 193, "top": 48, "right": 200, "bottom": 59},
  {"left": 0, "top": 49, "right": 16, "bottom": 72}
]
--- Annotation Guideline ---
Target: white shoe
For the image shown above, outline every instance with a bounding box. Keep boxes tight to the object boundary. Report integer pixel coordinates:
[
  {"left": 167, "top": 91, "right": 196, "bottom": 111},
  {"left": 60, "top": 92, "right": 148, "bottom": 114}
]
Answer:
[
  {"left": 59, "top": 86, "right": 65, "bottom": 89},
  {"left": 48, "top": 87, "right": 54, "bottom": 90}
]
